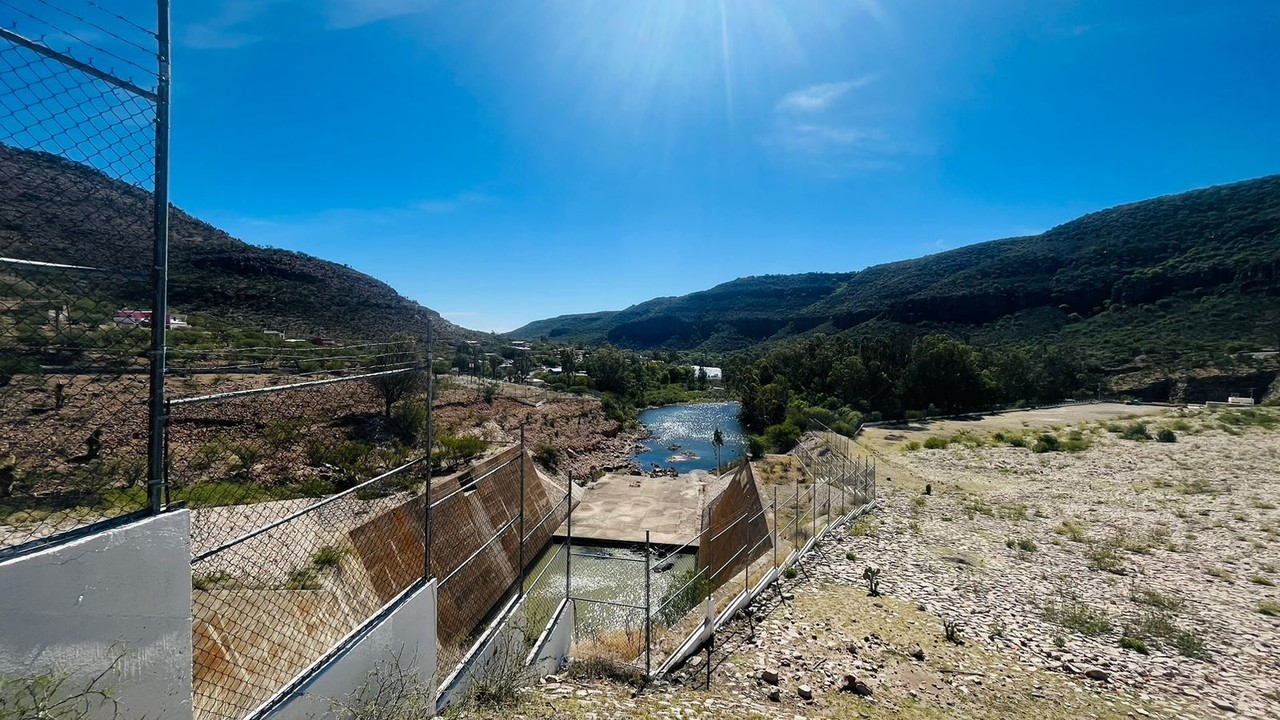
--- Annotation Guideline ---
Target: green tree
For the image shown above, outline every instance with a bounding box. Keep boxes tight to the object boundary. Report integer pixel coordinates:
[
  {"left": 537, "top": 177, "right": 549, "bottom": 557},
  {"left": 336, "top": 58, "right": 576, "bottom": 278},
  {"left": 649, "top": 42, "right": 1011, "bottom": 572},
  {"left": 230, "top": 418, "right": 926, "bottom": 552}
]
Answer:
[{"left": 712, "top": 426, "right": 724, "bottom": 475}]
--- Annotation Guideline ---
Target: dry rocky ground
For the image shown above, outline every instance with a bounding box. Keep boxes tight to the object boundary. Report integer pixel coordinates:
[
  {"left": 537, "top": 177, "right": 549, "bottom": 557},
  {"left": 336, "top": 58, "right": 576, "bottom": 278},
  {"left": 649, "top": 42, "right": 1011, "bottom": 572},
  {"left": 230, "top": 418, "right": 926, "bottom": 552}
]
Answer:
[{"left": 458, "top": 404, "right": 1279, "bottom": 720}]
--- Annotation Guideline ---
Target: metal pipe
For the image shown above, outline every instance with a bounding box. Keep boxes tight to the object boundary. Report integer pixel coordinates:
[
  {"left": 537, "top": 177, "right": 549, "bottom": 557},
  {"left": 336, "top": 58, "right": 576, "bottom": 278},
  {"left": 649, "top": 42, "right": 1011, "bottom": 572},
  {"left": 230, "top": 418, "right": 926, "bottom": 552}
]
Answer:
[
  {"left": 169, "top": 366, "right": 417, "bottom": 407},
  {"left": 145, "top": 0, "right": 171, "bottom": 515},
  {"left": 518, "top": 424, "right": 526, "bottom": 598},
  {"left": 0, "top": 27, "right": 158, "bottom": 100},
  {"left": 191, "top": 455, "right": 427, "bottom": 563}
]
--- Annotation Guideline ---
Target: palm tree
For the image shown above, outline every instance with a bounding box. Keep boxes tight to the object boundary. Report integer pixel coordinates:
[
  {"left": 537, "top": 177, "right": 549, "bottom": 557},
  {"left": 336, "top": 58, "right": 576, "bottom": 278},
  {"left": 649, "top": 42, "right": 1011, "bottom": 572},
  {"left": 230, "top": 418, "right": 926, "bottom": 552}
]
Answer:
[{"left": 712, "top": 426, "right": 724, "bottom": 477}]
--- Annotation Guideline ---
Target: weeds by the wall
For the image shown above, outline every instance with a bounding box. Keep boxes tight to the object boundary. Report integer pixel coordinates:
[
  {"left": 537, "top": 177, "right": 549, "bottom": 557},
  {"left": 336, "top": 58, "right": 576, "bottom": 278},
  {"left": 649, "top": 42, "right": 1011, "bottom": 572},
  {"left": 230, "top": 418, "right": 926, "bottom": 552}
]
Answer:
[
  {"left": 0, "top": 650, "right": 125, "bottom": 720},
  {"left": 326, "top": 650, "right": 433, "bottom": 720}
]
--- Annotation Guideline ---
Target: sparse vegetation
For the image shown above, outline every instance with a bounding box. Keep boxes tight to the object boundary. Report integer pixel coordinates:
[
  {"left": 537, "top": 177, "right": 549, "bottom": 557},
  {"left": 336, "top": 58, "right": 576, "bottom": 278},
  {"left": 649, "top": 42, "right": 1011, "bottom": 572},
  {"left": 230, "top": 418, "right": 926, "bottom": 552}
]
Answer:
[
  {"left": 1042, "top": 595, "right": 1113, "bottom": 636},
  {"left": 1119, "top": 636, "right": 1149, "bottom": 654},
  {"left": 311, "top": 545, "right": 347, "bottom": 570},
  {"left": 1130, "top": 587, "right": 1185, "bottom": 612},
  {"left": 1055, "top": 519, "right": 1088, "bottom": 542},
  {"left": 0, "top": 651, "right": 126, "bottom": 720}
]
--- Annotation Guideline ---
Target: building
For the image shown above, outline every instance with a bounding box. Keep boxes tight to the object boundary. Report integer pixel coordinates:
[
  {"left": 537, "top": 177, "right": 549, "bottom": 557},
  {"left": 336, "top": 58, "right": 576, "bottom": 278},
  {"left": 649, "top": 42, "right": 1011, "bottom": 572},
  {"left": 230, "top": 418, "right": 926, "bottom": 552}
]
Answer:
[{"left": 113, "top": 309, "right": 189, "bottom": 329}]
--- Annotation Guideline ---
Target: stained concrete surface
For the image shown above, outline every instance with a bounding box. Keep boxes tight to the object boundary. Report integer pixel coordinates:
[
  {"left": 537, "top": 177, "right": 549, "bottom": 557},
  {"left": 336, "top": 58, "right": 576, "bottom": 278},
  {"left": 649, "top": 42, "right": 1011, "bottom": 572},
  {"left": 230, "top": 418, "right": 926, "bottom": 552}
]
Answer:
[{"left": 552, "top": 472, "right": 713, "bottom": 547}]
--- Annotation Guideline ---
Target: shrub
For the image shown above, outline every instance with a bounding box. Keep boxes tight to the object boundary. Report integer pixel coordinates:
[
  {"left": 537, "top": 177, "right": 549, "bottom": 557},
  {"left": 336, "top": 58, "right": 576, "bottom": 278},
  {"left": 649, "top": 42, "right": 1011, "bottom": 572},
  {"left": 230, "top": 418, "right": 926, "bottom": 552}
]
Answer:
[
  {"left": 1032, "top": 433, "right": 1059, "bottom": 453},
  {"left": 1126, "top": 612, "right": 1210, "bottom": 659},
  {"left": 1155, "top": 428, "right": 1177, "bottom": 443},
  {"left": 764, "top": 422, "right": 802, "bottom": 453},
  {"left": 391, "top": 400, "right": 429, "bottom": 446},
  {"left": 1055, "top": 519, "right": 1088, "bottom": 542},
  {"left": 433, "top": 433, "right": 488, "bottom": 468},
  {"left": 1085, "top": 542, "right": 1124, "bottom": 573},
  {"left": 1130, "top": 588, "right": 1184, "bottom": 612},
  {"left": 1120, "top": 636, "right": 1149, "bottom": 654},
  {"left": 782, "top": 567, "right": 798, "bottom": 580},
  {"left": 1043, "top": 597, "right": 1113, "bottom": 636},
  {"left": 904, "top": 440, "right": 922, "bottom": 452},
  {"left": 532, "top": 443, "right": 561, "bottom": 471},
  {"left": 1119, "top": 422, "right": 1151, "bottom": 441},
  {"left": 747, "top": 435, "right": 767, "bottom": 459},
  {"left": 922, "top": 436, "right": 950, "bottom": 450},
  {"left": 1258, "top": 601, "right": 1280, "bottom": 617}
]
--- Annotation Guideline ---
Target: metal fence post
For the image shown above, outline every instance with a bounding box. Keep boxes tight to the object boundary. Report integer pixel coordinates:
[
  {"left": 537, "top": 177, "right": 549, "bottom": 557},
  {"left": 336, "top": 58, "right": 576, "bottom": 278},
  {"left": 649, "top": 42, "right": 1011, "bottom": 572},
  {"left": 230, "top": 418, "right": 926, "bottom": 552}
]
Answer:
[
  {"left": 772, "top": 486, "right": 778, "bottom": 569},
  {"left": 811, "top": 484, "right": 817, "bottom": 541},
  {"left": 644, "top": 529, "right": 652, "bottom": 678},
  {"left": 565, "top": 471, "right": 572, "bottom": 600},
  {"left": 425, "top": 321, "right": 434, "bottom": 580},
  {"left": 145, "top": 0, "right": 172, "bottom": 516},
  {"left": 518, "top": 424, "right": 526, "bottom": 598}
]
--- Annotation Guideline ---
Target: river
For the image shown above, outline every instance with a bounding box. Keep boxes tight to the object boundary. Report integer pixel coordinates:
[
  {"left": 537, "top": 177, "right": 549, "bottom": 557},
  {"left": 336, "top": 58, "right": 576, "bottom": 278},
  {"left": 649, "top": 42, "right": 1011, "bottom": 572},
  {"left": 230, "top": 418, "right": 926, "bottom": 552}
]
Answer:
[{"left": 633, "top": 401, "right": 744, "bottom": 473}]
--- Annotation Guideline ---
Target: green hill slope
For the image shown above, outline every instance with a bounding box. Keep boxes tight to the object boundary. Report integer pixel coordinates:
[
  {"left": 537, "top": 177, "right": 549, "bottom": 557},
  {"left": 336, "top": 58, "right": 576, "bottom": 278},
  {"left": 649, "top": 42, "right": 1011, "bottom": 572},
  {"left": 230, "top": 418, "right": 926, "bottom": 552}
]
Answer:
[
  {"left": 512, "top": 176, "right": 1280, "bottom": 365},
  {"left": 0, "top": 144, "right": 469, "bottom": 342}
]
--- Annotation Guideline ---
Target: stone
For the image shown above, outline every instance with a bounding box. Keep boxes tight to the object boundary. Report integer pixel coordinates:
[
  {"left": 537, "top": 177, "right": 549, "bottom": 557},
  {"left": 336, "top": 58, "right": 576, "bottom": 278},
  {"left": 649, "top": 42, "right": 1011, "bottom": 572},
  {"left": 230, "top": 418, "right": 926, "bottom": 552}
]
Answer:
[
  {"left": 838, "top": 674, "right": 874, "bottom": 697},
  {"left": 798, "top": 684, "right": 814, "bottom": 701},
  {"left": 1210, "top": 699, "right": 1237, "bottom": 713},
  {"left": 760, "top": 669, "right": 780, "bottom": 685},
  {"left": 1083, "top": 668, "right": 1110, "bottom": 682},
  {"left": 767, "top": 688, "right": 781, "bottom": 702},
  {"left": 908, "top": 644, "right": 926, "bottom": 661},
  {"left": 686, "top": 655, "right": 703, "bottom": 669}
]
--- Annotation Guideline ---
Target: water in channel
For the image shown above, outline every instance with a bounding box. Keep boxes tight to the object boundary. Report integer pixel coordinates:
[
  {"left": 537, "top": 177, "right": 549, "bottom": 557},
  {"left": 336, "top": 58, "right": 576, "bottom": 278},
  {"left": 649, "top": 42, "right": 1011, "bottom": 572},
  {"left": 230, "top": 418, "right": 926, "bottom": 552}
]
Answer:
[{"left": 521, "top": 542, "right": 697, "bottom": 638}]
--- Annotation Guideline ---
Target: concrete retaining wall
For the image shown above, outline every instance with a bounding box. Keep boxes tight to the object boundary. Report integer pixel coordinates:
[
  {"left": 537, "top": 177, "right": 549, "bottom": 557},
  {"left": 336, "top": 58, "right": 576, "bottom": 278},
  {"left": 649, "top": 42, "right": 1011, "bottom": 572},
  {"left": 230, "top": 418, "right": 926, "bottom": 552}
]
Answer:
[
  {"left": 527, "top": 598, "right": 574, "bottom": 677},
  {"left": 260, "top": 581, "right": 438, "bottom": 720},
  {"left": 698, "top": 462, "right": 771, "bottom": 591},
  {"left": 0, "top": 510, "right": 193, "bottom": 720}
]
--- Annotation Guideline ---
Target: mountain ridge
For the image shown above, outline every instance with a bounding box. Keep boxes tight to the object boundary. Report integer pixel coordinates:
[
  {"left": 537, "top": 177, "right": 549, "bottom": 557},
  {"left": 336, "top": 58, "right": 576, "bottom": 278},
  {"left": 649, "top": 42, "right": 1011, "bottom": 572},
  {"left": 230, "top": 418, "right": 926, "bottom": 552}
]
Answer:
[
  {"left": 511, "top": 175, "right": 1280, "bottom": 363},
  {"left": 0, "top": 144, "right": 472, "bottom": 342}
]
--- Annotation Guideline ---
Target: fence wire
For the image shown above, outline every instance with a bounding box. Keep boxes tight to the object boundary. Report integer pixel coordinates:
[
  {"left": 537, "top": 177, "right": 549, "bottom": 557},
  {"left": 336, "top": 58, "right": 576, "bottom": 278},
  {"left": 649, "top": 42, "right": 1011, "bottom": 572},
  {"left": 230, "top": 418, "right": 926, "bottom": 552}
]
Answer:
[{"left": 0, "top": 2, "right": 162, "bottom": 553}]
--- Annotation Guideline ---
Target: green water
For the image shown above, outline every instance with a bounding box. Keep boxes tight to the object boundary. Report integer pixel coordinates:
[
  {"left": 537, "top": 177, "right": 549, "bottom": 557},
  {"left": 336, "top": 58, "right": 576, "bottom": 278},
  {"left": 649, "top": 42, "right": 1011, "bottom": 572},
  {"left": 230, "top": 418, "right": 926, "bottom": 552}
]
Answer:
[{"left": 521, "top": 542, "right": 697, "bottom": 637}]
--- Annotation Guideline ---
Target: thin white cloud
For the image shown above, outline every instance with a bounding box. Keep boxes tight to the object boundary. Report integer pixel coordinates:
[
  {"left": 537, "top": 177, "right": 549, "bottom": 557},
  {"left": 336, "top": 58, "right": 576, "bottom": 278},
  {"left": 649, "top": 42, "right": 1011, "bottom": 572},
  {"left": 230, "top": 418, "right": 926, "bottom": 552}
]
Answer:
[
  {"left": 183, "top": 1, "right": 283, "bottom": 50},
  {"left": 414, "top": 191, "right": 491, "bottom": 214},
  {"left": 776, "top": 76, "right": 878, "bottom": 113},
  {"left": 324, "top": 0, "right": 433, "bottom": 30},
  {"left": 764, "top": 74, "right": 928, "bottom": 177}
]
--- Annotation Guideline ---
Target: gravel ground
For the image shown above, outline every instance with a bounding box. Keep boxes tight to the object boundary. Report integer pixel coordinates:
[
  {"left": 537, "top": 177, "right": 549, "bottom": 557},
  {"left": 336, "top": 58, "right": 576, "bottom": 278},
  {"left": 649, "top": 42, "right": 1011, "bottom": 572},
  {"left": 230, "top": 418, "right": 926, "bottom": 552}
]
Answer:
[{"left": 481, "top": 405, "right": 1278, "bottom": 719}]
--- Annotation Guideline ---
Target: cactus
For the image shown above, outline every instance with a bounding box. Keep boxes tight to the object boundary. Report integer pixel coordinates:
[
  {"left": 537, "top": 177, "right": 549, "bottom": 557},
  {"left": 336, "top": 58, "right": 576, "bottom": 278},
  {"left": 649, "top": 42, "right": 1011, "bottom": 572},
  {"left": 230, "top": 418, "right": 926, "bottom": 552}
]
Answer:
[
  {"left": 944, "top": 619, "right": 963, "bottom": 645},
  {"left": 862, "top": 566, "right": 881, "bottom": 596}
]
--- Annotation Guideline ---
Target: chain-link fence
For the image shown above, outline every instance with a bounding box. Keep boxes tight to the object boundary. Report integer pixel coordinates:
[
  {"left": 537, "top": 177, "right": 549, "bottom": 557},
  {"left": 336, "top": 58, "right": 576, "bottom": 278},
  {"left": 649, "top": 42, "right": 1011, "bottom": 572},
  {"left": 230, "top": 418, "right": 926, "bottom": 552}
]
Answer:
[
  {"left": 0, "top": 1, "right": 166, "bottom": 554},
  {"left": 175, "top": 339, "right": 437, "bottom": 720}
]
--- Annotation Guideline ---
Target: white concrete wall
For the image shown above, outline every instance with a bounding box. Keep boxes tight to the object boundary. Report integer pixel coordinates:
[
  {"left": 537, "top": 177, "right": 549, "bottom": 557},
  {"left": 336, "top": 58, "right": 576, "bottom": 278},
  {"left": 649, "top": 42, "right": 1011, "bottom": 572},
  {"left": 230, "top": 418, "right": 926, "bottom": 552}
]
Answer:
[
  {"left": 527, "top": 599, "right": 573, "bottom": 677},
  {"left": 0, "top": 511, "right": 193, "bottom": 720},
  {"left": 262, "top": 580, "right": 438, "bottom": 720},
  {"left": 435, "top": 597, "right": 526, "bottom": 712}
]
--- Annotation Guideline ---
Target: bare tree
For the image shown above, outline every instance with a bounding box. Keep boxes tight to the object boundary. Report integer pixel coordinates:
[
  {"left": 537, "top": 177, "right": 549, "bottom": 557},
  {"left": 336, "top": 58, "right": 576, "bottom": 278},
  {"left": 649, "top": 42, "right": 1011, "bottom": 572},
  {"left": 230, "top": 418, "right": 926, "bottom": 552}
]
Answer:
[{"left": 367, "top": 336, "right": 423, "bottom": 419}]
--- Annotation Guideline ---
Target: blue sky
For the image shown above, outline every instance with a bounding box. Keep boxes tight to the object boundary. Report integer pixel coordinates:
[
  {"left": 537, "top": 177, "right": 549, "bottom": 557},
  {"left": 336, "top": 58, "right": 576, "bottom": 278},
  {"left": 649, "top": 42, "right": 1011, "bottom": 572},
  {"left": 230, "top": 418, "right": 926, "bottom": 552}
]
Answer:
[{"left": 163, "top": 0, "right": 1280, "bottom": 333}]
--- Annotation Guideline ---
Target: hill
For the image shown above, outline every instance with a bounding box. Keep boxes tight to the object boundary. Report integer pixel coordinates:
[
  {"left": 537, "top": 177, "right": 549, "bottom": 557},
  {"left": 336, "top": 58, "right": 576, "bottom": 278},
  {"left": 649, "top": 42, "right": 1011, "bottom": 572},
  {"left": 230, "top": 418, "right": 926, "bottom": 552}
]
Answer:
[
  {"left": 0, "top": 144, "right": 469, "bottom": 342},
  {"left": 511, "top": 176, "right": 1280, "bottom": 365}
]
